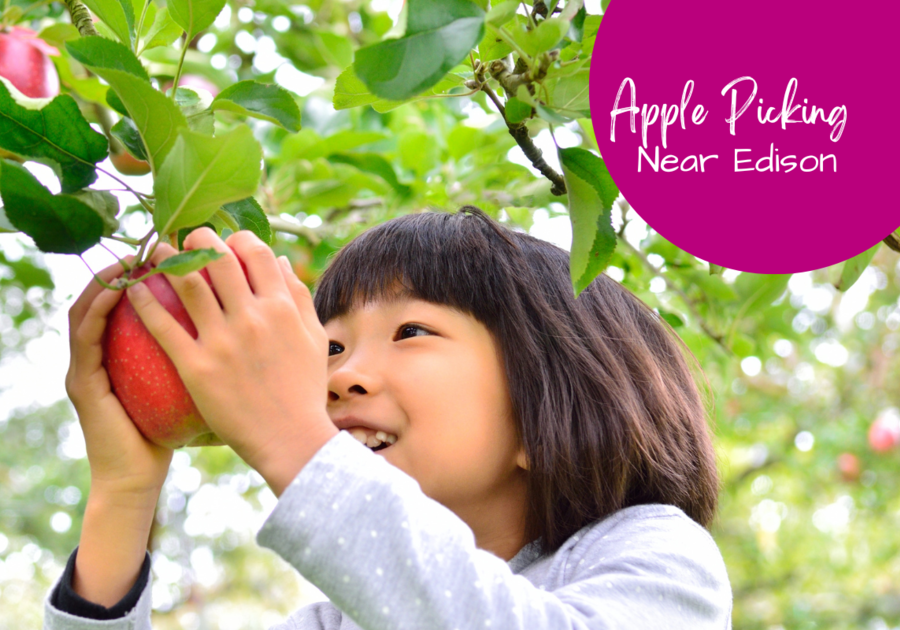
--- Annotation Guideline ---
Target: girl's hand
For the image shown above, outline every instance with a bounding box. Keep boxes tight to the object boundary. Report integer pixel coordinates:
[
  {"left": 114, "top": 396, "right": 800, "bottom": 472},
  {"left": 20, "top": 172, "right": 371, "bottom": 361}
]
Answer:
[
  {"left": 127, "top": 229, "right": 338, "bottom": 495},
  {"left": 65, "top": 256, "right": 174, "bottom": 498}
]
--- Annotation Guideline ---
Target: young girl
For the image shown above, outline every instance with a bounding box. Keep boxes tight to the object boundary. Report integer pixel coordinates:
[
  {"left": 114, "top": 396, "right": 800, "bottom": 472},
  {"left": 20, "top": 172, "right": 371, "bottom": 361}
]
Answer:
[{"left": 44, "top": 206, "right": 733, "bottom": 629}]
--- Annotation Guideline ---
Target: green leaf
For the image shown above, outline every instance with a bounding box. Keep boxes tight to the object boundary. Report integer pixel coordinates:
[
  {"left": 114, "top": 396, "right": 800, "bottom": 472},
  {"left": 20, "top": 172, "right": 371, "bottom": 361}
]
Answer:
[
  {"left": 734, "top": 273, "right": 791, "bottom": 312},
  {"left": 835, "top": 242, "right": 881, "bottom": 291},
  {"left": 219, "top": 197, "right": 272, "bottom": 245},
  {"left": 559, "top": 147, "right": 619, "bottom": 297},
  {"left": 709, "top": 263, "right": 725, "bottom": 276},
  {"left": 66, "top": 36, "right": 149, "bottom": 81},
  {"left": 353, "top": 0, "right": 485, "bottom": 101},
  {"left": 153, "top": 126, "right": 263, "bottom": 236},
  {"left": 211, "top": 81, "right": 302, "bottom": 132},
  {"left": 582, "top": 14, "right": 601, "bottom": 55},
  {"left": 486, "top": 0, "right": 518, "bottom": 26},
  {"left": 111, "top": 116, "right": 148, "bottom": 161},
  {"left": 37, "top": 23, "right": 80, "bottom": 48},
  {"left": 147, "top": 248, "right": 225, "bottom": 277},
  {"left": 601, "top": 0, "right": 611, "bottom": 12},
  {"left": 517, "top": 16, "right": 569, "bottom": 56},
  {"left": 505, "top": 96, "right": 532, "bottom": 124},
  {"left": 167, "top": 0, "right": 226, "bottom": 39},
  {"left": 51, "top": 56, "right": 109, "bottom": 105},
  {"left": 140, "top": 7, "right": 183, "bottom": 53},
  {"left": 328, "top": 153, "right": 411, "bottom": 197},
  {"left": 333, "top": 65, "right": 466, "bottom": 112},
  {"left": 547, "top": 67, "right": 589, "bottom": 112},
  {"left": 68, "top": 40, "right": 187, "bottom": 172},
  {"left": 658, "top": 309, "right": 684, "bottom": 328},
  {"left": 81, "top": 0, "right": 135, "bottom": 46},
  {"left": 0, "top": 160, "right": 104, "bottom": 254},
  {"left": 69, "top": 190, "right": 121, "bottom": 237},
  {"left": 0, "top": 79, "right": 108, "bottom": 193}
]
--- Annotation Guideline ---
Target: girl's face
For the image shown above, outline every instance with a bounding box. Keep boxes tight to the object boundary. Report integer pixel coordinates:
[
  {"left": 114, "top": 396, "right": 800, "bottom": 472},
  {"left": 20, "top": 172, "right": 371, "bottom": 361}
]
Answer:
[{"left": 323, "top": 296, "right": 529, "bottom": 555}]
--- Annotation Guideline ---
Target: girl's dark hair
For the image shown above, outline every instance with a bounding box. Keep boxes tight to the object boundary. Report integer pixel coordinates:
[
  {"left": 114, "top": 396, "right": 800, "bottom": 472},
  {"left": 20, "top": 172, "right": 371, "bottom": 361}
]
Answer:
[{"left": 313, "top": 206, "right": 720, "bottom": 556}]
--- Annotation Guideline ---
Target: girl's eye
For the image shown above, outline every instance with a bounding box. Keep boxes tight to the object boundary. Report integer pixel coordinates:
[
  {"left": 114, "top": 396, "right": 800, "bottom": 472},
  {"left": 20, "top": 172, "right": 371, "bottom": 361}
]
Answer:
[
  {"left": 397, "top": 323, "right": 431, "bottom": 340},
  {"left": 328, "top": 324, "right": 430, "bottom": 356}
]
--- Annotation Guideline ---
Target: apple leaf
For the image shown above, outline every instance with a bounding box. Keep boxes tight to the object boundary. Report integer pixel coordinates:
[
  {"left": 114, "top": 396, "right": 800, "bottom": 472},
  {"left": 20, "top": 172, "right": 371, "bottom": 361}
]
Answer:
[
  {"left": 709, "top": 263, "right": 725, "bottom": 276},
  {"left": 68, "top": 190, "right": 121, "bottom": 237},
  {"left": 558, "top": 147, "right": 619, "bottom": 297},
  {"left": 153, "top": 126, "right": 263, "bottom": 236},
  {"left": 140, "top": 7, "right": 184, "bottom": 53},
  {"left": 513, "top": 16, "right": 569, "bottom": 56},
  {"left": 0, "top": 160, "right": 105, "bottom": 254},
  {"left": 835, "top": 242, "right": 881, "bottom": 292},
  {"left": 333, "top": 66, "right": 465, "bottom": 112},
  {"left": 219, "top": 197, "right": 273, "bottom": 244},
  {"left": 211, "top": 81, "right": 301, "bottom": 132},
  {"left": 167, "top": 0, "right": 226, "bottom": 40},
  {"left": 111, "top": 116, "right": 148, "bottom": 161},
  {"left": 505, "top": 96, "right": 532, "bottom": 124},
  {"left": 66, "top": 36, "right": 149, "bottom": 81},
  {"left": 145, "top": 248, "right": 225, "bottom": 277},
  {"left": 353, "top": 0, "right": 485, "bottom": 101},
  {"left": 0, "top": 79, "right": 108, "bottom": 193},
  {"left": 81, "top": 0, "right": 135, "bottom": 46},
  {"left": 328, "top": 153, "right": 412, "bottom": 197}
]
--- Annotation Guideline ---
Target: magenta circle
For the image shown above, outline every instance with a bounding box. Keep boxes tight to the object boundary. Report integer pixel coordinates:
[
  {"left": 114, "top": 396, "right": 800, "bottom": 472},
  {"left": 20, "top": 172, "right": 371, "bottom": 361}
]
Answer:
[{"left": 590, "top": 1, "right": 900, "bottom": 273}]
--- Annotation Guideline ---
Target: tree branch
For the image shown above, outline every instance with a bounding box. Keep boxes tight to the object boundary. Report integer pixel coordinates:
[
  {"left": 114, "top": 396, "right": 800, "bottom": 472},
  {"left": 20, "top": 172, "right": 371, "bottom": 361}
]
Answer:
[
  {"left": 481, "top": 81, "right": 567, "bottom": 196},
  {"left": 63, "top": 0, "right": 99, "bottom": 37}
]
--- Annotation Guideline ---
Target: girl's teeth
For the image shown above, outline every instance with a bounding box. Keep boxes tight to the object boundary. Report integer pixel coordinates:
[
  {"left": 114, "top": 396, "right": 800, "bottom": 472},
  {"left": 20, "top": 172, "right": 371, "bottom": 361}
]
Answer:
[{"left": 346, "top": 428, "right": 397, "bottom": 448}]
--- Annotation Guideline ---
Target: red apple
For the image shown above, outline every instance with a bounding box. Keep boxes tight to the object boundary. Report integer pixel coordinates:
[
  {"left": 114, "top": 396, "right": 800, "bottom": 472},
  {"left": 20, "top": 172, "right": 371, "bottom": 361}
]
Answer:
[
  {"left": 102, "top": 259, "right": 249, "bottom": 449},
  {"left": 868, "top": 408, "right": 900, "bottom": 453},
  {"left": 836, "top": 453, "right": 860, "bottom": 482},
  {"left": 0, "top": 26, "right": 59, "bottom": 98},
  {"left": 110, "top": 151, "right": 152, "bottom": 176}
]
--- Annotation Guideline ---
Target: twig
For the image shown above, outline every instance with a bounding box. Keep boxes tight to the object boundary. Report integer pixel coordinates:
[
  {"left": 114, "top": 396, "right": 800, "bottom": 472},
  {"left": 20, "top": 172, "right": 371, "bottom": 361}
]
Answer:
[
  {"left": 267, "top": 216, "right": 321, "bottom": 245},
  {"left": 617, "top": 236, "right": 733, "bottom": 356},
  {"left": 482, "top": 82, "right": 567, "bottom": 196},
  {"left": 62, "top": 0, "right": 99, "bottom": 37}
]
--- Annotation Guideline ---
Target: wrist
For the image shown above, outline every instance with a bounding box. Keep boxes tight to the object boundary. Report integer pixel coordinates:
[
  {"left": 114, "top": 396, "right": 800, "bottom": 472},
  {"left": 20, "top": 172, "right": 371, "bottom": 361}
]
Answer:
[{"left": 251, "top": 417, "right": 339, "bottom": 497}]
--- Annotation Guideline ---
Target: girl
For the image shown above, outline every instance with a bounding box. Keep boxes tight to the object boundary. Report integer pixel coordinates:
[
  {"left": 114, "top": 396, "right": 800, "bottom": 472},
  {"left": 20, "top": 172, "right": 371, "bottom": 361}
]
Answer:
[{"left": 44, "top": 206, "right": 733, "bottom": 629}]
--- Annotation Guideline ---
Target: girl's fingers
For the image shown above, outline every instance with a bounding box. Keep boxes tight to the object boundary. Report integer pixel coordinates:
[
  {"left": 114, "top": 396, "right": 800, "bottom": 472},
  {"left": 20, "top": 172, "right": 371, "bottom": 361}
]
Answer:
[
  {"left": 276, "top": 256, "right": 325, "bottom": 344},
  {"left": 126, "top": 280, "right": 199, "bottom": 369},
  {"left": 225, "top": 230, "right": 289, "bottom": 298},
  {"left": 68, "top": 256, "right": 136, "bottom": 334},
  {"left": 182, "top": 227, "right": 254, "bottom": 312},
  {"left": 72, "top": 282, "right": 128, "bottom": 363},
  {"left": 147, "top": 240, "right": 226, "bottom": 335}
]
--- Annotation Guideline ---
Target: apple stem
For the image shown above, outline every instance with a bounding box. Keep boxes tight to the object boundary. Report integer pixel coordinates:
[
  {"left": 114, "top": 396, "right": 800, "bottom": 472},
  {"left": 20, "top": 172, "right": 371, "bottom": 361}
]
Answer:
[
  {"left": 107, "top": 234, "right": 143, "bottom": 246},
  {"left": 134, "top": 0, "right": 151, "bottom": 55},
  {"left": 170, "top": 34, "right": 189, "bottom": 104},
  {"left": 62, "top": 0, "right": 100, "bottom": 37}
]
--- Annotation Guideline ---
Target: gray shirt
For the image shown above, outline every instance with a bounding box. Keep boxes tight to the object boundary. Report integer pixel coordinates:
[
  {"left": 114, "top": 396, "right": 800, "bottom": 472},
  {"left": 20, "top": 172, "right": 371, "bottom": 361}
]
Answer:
[{"left": 44, "top": 429, "right": 733, "bottom": 629}]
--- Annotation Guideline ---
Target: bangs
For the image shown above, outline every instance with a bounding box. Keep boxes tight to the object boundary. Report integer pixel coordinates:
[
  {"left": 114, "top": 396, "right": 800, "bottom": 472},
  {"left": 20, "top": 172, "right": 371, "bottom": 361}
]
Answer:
[{"left": 312, "top": 208, "right": 520, "bottom": 326}]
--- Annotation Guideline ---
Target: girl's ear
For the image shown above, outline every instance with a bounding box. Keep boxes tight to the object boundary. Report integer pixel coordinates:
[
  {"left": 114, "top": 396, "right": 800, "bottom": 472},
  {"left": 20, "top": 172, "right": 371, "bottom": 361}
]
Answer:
[{"left": 516, "top": 447, "right": 529, "bottom": 471}]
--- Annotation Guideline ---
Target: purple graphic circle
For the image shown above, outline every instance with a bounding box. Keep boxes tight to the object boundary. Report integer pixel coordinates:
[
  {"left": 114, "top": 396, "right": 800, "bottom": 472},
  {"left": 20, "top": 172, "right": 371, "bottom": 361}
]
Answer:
[{"left": 590, "top": 1, "right": 900, "bottom": 273}]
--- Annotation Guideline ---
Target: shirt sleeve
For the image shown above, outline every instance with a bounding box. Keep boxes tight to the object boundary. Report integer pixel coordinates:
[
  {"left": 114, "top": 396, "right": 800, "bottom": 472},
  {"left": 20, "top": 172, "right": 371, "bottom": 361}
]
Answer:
[
  {"left": 256, "top": 430, "right": 733, "bottom": 630},
  {"left": 43, "top": 547, "right": 155, "bottom": 630}
]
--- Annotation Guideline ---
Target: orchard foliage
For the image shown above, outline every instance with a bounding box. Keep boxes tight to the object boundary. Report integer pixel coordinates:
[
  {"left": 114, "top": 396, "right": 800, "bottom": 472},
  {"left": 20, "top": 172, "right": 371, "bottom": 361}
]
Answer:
[{"left": 0, "top": 0, "right": 899, "bottom": 628}]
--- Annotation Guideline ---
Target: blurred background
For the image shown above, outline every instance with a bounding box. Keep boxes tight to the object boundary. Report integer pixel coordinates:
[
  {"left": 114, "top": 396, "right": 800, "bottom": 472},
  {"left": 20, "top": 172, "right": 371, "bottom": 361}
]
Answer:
[{"left": 1, "top": 0, "right": 898, "bottom": 629}]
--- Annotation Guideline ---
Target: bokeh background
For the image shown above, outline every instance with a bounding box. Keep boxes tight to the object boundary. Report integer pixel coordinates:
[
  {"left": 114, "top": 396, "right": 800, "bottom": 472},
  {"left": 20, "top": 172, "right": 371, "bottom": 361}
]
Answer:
[{"left": 1, "top": 1, "right": 897, "bottom": 629}]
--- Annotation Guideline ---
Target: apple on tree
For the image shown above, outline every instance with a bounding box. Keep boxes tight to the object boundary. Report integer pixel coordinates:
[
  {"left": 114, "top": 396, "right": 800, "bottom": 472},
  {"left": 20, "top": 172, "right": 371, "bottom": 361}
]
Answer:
[
  {"left": 0, "top": 26, "right": 59, "bottom": 99},
  {"left": 836, "top": 453, "right": 860, "bottom": 483},
  {"left": 102, "top": 259, "right": 250, "bottom": 449},
  {"left": 868, "top": 408, "right": 900, "bottom": 453}
]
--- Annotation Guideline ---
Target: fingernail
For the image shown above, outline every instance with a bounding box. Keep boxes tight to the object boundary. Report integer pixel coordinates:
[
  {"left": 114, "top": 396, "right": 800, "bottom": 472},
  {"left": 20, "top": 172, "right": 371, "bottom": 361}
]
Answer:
[
  {"left": 127, "top": 282, "right": 147, "bottom": 297},
  {"left": 278, "top": 256, "right": 291, "bottom": 271}
]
